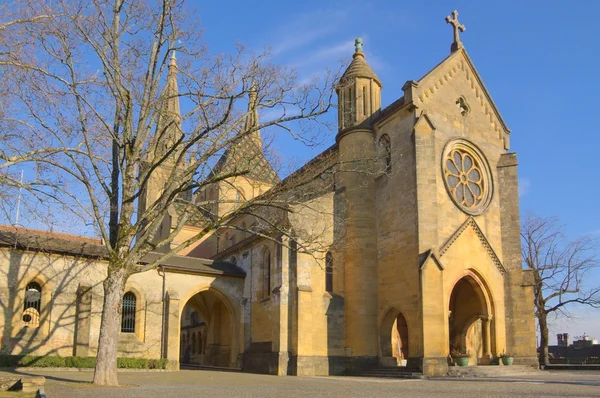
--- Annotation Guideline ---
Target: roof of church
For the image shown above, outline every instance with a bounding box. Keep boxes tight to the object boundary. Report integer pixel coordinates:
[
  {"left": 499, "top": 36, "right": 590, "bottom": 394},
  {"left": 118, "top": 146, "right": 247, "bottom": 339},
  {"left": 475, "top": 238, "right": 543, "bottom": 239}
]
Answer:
[
  {"left": 210, "top": 138, "right": 280, "bottom": 184},
  {"left": 0, "top": 225, "right": 107, "bottom": 258},
  {"left": 209, "top": 85, "right": 280, "bottom": 185},
  {"left": 142, "top": 252, "right": 245, "bottom": 277},
  {"left": 415, "top": 47, "right": 510, "bottom": 134},
  {"left": 339, "top": 50, "right": 381, "bottom": 86},
  {"left": 173, "top": 202, "right": 210, "bottom": 228},
  {"left": 0, "top": 225, "right": 244, "bottom": 277}
]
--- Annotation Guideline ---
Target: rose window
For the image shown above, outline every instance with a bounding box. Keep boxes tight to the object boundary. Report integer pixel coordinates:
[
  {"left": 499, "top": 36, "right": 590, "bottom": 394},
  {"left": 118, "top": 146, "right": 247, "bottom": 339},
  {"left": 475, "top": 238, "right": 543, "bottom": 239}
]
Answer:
[{"left": 442, "top": 140, "right": 492, "bottom": 215}]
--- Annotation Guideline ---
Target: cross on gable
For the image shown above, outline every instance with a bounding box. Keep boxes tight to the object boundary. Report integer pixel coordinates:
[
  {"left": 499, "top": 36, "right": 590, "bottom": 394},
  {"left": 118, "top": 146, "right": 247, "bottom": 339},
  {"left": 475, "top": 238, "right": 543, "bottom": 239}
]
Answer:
[{"left": 445, "top": 10, "right": 466, "bottom": 53}]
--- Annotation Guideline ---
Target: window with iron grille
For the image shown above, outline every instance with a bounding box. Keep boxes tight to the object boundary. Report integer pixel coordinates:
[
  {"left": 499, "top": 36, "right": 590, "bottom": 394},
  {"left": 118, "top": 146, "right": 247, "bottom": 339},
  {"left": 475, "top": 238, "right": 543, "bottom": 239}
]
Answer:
[
  {"left": 23, "top": 282, "right": 42, "bottom": 325},
  {"left": 121, "top": 292, "right": 136, "bottom": 333},
  {"left": 24, "top": 282, "right": 42, "bottom": 312}
]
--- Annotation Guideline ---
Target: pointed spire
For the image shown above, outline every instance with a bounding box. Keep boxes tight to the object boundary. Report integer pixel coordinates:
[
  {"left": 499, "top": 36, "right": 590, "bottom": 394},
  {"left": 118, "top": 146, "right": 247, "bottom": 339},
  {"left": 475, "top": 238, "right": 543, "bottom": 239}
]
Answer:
[
  {"left": 155, "top": 50, "right": 182, "bottom": 160},
  {"left": 244, "top": 83, "right": 262, "bottom": 148}
]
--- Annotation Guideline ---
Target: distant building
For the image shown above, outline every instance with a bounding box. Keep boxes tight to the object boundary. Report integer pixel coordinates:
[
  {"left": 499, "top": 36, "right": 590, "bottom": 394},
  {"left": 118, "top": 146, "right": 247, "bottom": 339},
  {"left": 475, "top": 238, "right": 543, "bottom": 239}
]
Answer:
[
  {"left": 557, "top": 333, "right": 570, "bottom": 347},
  {"left": 548, "top": 332, "right": 600, "bottom": 364}
]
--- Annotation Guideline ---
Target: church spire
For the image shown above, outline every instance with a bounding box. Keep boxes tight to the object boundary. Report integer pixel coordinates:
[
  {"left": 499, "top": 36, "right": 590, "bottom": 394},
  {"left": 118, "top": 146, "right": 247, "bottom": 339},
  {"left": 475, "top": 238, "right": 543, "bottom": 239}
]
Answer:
[
  {"left": 155, "top": 50, "right": 182, "bottom": 160},
  {"left": 243, "top": 83, "right": 262, "bottom": 148}
]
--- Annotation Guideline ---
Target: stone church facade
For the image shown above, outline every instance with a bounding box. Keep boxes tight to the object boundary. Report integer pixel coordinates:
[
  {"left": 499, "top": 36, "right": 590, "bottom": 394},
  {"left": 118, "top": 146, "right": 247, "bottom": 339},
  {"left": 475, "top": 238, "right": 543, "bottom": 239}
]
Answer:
[{"left": 0, "top": 13, "right": 537, "bottom": 377}]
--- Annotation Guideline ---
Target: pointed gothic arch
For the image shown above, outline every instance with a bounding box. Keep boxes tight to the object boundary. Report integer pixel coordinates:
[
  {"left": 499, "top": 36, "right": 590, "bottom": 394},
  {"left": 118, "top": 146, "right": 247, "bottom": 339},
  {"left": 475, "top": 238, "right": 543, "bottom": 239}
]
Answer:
[{"left": 448, "top": 272, "right": 495, "bottom": 365}]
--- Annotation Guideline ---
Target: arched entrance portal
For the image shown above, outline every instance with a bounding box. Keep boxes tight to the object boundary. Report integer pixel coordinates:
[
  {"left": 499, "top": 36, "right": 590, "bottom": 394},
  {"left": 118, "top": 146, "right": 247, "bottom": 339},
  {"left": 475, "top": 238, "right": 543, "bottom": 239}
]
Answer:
[
  {"left": 449, "top": 275, "right": 494, "bottom": 365},
  {"left": 380, "top": 308, "right": 410, "bottom": 366},
  {"left": 180, "top": 289, "right": 235, "bottom": 367}
]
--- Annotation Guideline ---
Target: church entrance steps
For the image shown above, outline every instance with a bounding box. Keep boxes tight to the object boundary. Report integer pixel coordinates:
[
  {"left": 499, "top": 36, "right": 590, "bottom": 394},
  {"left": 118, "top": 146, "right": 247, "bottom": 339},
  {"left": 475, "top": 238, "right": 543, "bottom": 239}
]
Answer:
[
  {"left": 446, "top": 365, "right": 539, "bottom": 378},
  {"left": 180, "top": 364, "right": 241, "bottom": 372},
  {"left": 347, "top": 366, "right": 424, "bottom": 379}
]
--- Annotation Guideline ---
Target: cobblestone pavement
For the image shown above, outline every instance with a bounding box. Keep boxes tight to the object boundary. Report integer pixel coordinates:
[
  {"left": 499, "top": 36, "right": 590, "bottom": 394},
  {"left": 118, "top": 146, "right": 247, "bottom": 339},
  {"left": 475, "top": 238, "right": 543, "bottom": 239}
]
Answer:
[{"left": 2, "top": 369, "right": 600, "bottom": 398}]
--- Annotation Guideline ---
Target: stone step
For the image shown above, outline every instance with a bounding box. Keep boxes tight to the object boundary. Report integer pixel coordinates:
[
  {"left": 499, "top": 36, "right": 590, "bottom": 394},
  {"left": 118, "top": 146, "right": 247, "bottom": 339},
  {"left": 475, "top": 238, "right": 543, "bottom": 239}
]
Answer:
[
  {"left": 180, "top": 364, "right": 242, "bottom": 372},
  {"left": 447, "top": 365, "right": 540, "bottom": 378},
  {"left": 349, "top": 366, "right": 424, "bottom": 379}
]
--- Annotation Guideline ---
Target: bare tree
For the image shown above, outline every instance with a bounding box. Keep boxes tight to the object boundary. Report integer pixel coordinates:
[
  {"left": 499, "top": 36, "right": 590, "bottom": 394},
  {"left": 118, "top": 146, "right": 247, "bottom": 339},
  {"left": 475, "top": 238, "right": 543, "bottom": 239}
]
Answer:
[
  {"left": 0, "top": 0, "right": 338, "bottom": 385},
  {"left": 521, "top": 214, "right": 600, "bottom": 366}
]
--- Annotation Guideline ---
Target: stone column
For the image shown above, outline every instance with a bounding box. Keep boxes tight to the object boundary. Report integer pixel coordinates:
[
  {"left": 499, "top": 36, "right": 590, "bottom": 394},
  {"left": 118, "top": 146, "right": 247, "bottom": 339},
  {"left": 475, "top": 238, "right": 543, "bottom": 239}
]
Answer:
[
  {"left": 481, "top": 315, "right": 492, "bottom": 358},
  {"left": 165, "top": 290, "right": 180, "bottom": 370},
  {"left": 272, "top": 236, "right": 290, "bottom": 375}
]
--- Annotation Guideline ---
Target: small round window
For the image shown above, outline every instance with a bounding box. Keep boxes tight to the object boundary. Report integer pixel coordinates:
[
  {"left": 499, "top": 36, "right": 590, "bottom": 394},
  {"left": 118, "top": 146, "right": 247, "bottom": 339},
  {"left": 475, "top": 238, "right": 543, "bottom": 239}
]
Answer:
[{"left": 442, "top": 139, "right": 492, "bottom": 215}]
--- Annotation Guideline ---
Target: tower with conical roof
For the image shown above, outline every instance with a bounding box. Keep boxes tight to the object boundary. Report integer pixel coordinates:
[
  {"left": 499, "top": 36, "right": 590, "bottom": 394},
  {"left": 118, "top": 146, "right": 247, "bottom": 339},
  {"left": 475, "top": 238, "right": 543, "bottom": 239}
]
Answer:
[
  {"left": 138, "top": 52, "right": 185, "bottom": 236},
  {"left": 191, "top": 85, "right": 279, "bottom": 255},
  {"left": 154, "top": 52, "right": 183, "bottom": 162},
  {"left": 336, "top": 38, "right": 381, "bottom": 367}
]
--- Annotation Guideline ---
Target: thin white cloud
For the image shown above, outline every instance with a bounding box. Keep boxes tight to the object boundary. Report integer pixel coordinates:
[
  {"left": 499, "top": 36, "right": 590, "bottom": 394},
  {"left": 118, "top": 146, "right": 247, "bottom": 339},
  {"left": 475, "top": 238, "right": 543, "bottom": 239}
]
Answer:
[
  {"left": 519, "top": 177, "right": 531, "bottom": 197},
  {"left": 269, "top": 8, "right": 353, "bottom": 57},
  {"left": 292, "top": 39, "right": 354, "bottom": 70}
]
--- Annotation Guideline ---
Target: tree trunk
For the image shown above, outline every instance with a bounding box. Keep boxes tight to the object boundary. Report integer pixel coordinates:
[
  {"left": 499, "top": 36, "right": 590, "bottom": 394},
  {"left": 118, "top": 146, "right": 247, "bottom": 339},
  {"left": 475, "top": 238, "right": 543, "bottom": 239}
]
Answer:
[
  {"left": 537, "top": 312, "right": 550, "bottom": 366},
  {"left": 93, "top": 267, "right": 127, "bottom": 386}
]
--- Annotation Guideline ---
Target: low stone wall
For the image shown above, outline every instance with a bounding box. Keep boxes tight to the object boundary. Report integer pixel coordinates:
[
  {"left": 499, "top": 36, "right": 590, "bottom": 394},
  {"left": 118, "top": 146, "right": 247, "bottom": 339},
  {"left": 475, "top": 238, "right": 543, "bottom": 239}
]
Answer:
[{"left": 0, "top": 375, "right": 45, "bottom": 394}]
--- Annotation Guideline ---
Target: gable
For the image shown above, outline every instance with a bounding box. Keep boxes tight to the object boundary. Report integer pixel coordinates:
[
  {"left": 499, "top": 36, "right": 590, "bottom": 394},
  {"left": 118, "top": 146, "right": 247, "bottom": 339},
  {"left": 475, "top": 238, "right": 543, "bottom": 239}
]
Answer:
[
  {"left": 439, "top": 217, "right": 505, "bottom": 275},
  {"left": 413, "top": 48, "right": 510, "bottom": 150}
]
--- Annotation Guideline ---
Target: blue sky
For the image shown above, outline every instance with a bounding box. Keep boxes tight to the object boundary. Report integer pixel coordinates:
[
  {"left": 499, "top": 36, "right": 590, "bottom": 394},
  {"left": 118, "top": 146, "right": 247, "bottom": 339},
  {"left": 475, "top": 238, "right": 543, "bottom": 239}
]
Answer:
[{"left": 196, "top": 1, "right": 600, "bottom": 344}]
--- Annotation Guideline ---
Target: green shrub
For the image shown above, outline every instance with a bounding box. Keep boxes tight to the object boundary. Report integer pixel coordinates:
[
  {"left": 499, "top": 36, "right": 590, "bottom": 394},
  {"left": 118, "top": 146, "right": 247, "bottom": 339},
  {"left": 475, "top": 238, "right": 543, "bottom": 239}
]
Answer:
[
  {"left": 148, "top": 359, "right": 168, "bottom": 369},
  {"left": 18, "top": 355, "right": 66, "bottom": 367},
  {"left": 64, "top": 356, "right": 96, "bottom": 368},
  {"left": 117, "top": 357, "right": 149, "bottom": 369},
  {"left": 0, "top": 355, "right": 167, "bottom": 369},
  {"left": 0, "top": 355, "right": 20, "bottom": 367}
]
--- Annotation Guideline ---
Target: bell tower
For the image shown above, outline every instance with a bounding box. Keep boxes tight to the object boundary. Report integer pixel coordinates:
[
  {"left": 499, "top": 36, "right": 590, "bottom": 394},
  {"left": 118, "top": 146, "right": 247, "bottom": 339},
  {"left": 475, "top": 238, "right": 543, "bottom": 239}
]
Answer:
[
  {"left": 336, "top": 38, "right": 381, "bottom": 366},
  {"left": 337, "top": 38, "right": 382, "bottom": 132}
]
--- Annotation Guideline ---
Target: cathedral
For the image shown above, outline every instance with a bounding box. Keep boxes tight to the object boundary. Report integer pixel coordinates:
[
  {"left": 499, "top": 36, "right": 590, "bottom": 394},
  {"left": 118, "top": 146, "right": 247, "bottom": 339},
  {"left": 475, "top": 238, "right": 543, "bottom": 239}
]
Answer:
[{"left": 0, "top": 11, "right": 537, "bottom": 377}]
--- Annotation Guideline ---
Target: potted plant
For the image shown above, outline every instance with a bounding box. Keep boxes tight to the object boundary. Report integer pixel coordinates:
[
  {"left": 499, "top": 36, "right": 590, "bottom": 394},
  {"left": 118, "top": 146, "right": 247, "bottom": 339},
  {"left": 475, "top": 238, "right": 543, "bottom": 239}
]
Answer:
[
  {"left": 451, "top": 349, "right": 471, "bottom": 366},
  {"left": 499, "top": 352, "right": 514, "bottom": 366}
]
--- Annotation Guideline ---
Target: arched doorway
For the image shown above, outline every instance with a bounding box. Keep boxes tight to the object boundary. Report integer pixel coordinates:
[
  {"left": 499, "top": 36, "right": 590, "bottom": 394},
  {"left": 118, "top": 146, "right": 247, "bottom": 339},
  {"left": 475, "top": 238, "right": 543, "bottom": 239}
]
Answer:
[
  {"left": 448, "top": 275, "right": 494, "bottom": 365},
  {"left": 380, "top": 308, "right": 410, "bottom": 366},
  {"left": 180, "top": 289, "right": 235, "bottom": 367}
]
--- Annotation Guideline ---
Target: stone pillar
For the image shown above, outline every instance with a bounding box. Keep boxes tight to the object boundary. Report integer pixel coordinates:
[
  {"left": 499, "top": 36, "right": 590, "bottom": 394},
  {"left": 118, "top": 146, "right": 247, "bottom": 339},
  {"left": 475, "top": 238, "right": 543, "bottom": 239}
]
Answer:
[
  {"left": 74, "top": 285, "right": 92, "bottom": 357},
  {"left": 272, "top": 236, "right": 290, "bottom": 375},
  {"left": 296, "top": 284, "right": 313, "bottom": 375},
  {"left": 481, "top": 315, "right": 492, "bottom": 358},
  {"left": 165, "top": 290, "right": 180, "bottom": 370},
  {"left": 498, "top": 153, "right": 538, "bottom": 367}
]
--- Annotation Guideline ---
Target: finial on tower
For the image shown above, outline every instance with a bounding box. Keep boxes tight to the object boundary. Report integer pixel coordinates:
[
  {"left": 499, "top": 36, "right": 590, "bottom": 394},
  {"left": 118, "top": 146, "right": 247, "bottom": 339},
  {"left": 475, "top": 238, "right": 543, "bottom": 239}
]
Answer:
[
  {"left": 354, "top": 37, "right": 363, "bottom": 53},
  {"left": 445, "top": 10, "right": 466, "bottom": 53},
  {"left": 169, "top": 50, "right": 177, "bottom": 67}
]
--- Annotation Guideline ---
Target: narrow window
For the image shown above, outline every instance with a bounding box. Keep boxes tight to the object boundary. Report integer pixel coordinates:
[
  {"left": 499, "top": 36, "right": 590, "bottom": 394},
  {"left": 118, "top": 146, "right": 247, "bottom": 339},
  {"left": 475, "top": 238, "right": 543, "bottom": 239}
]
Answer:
[
  {"left": 263, "top": 250, "right": 271, "bottom": 297},
  {"left": 325, "top": 252, "right": 333, "bottom": 293},
  {"left": 23, "top": 282, "right": 42, "bottom": 327},
  {"left": 363, "top": 86, "right": 368, "bottom": 117},
  {"left": 121, "top": 292, "right": 137, "bottom": 333},
  {"left": 266, "top": 251, "right": 271, "bottom": 296}
]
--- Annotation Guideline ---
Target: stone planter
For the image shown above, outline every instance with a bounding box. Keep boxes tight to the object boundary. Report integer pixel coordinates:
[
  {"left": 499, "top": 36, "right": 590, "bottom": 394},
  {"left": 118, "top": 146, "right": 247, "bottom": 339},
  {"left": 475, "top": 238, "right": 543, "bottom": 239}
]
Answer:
[
  {"left": 501, "top": 357, "right": 514, "bottom": 366},
  {"left": 454, "top": 357, "right": 470, "bottom": 367}
]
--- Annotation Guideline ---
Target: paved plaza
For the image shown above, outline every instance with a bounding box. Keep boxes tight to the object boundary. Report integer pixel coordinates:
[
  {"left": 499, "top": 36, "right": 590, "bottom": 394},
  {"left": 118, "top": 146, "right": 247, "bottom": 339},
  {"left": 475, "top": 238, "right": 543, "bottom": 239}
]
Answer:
[{"left": 2, "top": 369, "right": 600, "bottom": 398}]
